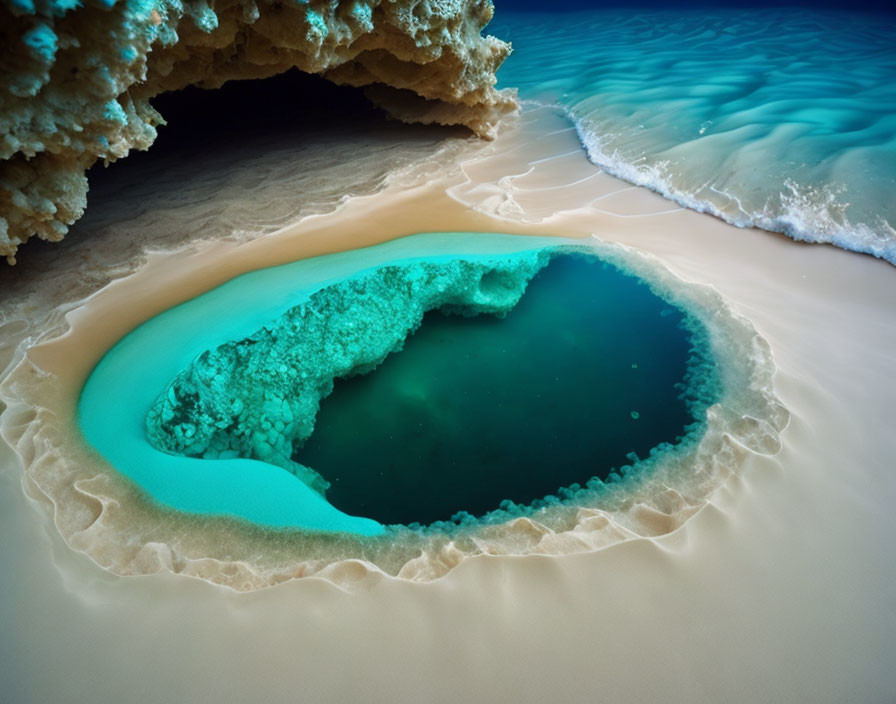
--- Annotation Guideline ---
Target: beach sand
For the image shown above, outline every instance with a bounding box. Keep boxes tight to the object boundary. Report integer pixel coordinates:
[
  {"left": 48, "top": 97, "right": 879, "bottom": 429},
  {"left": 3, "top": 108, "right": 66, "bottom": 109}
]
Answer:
[{"left": 1, "top": 106, "right": 894, "bottom": 701}]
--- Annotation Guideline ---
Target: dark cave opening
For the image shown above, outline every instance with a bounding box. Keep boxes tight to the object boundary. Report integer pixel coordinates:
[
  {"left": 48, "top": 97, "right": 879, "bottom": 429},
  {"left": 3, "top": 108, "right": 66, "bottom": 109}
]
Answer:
[
  {"left": 131, "top": 69, "right": 385, "bottom": 164},
  {"left": 3, "top": 70, "right": 462, "bottom": 275}
]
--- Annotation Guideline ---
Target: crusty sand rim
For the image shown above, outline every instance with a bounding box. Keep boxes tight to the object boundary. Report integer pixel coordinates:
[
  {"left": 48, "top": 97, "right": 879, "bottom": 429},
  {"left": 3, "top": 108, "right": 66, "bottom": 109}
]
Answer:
[{"left": 0, "top": 161, "right": 789, "bottom": 590}]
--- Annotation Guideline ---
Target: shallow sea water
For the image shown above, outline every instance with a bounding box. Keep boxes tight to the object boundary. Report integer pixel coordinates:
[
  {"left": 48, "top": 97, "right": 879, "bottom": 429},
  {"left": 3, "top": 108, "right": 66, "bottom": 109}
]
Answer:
[{"left": 494, "top": 9, "right": 896, "bottom": 261}]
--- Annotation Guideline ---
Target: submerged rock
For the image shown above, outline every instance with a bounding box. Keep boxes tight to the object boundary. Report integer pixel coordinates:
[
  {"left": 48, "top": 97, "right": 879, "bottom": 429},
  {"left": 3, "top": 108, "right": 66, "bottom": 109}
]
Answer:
[
  {"left": 145, "top": 252, "right": 549, "bottom": 494},
  {"left": 0, "top": 0, "right": 515, "bottom": 262}
]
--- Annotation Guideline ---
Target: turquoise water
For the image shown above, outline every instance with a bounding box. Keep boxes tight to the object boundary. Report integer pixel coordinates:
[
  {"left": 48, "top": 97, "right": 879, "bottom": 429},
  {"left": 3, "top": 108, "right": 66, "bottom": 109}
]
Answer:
[
  {"left": 78, "top": 234, "right": 717, "bottom": 534},
  {"left": 494, "top": 9, "right": 896, "bottom": 262}
]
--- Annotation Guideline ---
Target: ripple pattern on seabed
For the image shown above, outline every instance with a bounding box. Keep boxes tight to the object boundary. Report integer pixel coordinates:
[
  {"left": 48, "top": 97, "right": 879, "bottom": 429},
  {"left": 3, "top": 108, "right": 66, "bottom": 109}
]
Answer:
[{"left": 493, "top": 9, "right": 896, "bottom": 262}]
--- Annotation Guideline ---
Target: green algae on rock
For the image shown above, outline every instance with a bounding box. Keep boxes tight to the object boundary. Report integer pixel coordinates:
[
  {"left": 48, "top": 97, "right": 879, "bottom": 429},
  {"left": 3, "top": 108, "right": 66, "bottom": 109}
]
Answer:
[{"left": 0, "top": 0, "right": 514, "bottom": 262}]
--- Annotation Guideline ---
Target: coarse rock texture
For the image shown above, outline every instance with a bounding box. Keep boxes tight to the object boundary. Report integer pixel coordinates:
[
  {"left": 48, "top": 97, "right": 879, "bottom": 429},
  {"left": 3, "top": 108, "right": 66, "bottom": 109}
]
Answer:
[
  {"left": 0, "top": 0, "right": 515, "bottom": 263},
  {"left": 146, "top": 251, "right": 549, "bottom": 495}
]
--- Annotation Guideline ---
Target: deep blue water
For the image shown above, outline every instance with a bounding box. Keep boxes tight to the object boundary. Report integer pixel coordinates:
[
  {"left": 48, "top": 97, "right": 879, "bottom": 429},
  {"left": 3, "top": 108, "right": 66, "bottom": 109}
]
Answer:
[
  {"left": 493, "top": 7, "right": 896, "bottom": 262},
  {"left": 298, "top": 254, "right": 700, "bottom": 526},
  {"left": 498, "top": 0, "right": 895, "bottom": 12}
]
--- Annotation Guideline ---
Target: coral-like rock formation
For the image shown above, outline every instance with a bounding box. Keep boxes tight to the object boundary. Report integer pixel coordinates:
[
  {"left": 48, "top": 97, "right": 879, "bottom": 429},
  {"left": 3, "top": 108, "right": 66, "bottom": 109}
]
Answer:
[
  {"left": 0, "top": 0, "right": 514, "bottom": 263},
  {"left": 146, "top": 252, "right": 548, "bottom": 494}
]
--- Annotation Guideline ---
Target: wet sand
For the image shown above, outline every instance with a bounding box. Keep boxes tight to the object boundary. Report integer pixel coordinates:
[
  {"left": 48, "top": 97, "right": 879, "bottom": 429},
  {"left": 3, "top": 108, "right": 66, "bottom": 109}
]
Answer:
[{"left": 1, "top": 107, "right": 894, "bottom": 701}]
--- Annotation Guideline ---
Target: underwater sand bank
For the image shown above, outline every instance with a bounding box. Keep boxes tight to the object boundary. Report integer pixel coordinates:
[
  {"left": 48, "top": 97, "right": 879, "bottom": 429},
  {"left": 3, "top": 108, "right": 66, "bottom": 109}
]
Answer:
[{"left": 1, "top": 107, "right": 895, "bottom": 701}]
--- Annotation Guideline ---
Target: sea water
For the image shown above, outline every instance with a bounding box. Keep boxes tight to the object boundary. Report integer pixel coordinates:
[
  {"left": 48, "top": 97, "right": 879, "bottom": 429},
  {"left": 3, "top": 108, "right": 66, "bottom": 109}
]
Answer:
[{"left": 493, "top": 8, "right": 896, "bottom": 262}]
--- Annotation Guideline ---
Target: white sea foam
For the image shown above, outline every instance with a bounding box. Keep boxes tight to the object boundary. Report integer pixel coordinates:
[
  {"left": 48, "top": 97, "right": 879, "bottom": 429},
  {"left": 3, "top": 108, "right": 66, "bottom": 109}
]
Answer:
[
  {"left": 575, "top": 123, "right": 896, "bottom": 263},
  {"left": 494, "top": 8, "right": 896, "bottom": 263}
]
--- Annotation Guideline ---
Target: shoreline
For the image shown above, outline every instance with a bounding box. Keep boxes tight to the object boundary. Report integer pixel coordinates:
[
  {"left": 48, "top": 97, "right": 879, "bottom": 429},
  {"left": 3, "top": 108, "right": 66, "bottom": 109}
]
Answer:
[
  {"left": 493, "top": 7, "right": 896, "bottom": 265},
  {"left": 0, "top": 120, "right": 786, "bottom": 586},
  {"left": 0, "top": 106, "right": 894, "bottom": 700}
]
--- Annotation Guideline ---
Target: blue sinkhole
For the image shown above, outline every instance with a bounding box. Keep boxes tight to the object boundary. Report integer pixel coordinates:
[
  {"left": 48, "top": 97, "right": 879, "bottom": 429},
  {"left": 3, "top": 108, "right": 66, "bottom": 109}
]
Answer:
[
  {"left": 81, "top": 236, "right": 718, "bottom": 535},
  {"left": 295, "top": 255, "right": 706, "bottom": 525}
]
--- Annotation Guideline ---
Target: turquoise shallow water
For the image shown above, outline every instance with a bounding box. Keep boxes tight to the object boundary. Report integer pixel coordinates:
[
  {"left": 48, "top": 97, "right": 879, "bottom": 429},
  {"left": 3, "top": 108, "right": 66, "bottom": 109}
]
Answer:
[
  {"left": 78, "top": 234, "right": 717, "bottom": 534},
  {"left": 494, "top": 9, "right": 896, "bottom": 262}
]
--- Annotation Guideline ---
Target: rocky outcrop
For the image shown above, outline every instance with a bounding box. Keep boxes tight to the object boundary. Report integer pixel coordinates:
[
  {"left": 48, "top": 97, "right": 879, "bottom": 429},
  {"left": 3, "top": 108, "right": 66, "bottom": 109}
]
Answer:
[
  {"left": 0, "top": 0, "right": 515, "bottom": 263},
  {"left": 146, "top": 251, "right": 548, "bottom": 494}
]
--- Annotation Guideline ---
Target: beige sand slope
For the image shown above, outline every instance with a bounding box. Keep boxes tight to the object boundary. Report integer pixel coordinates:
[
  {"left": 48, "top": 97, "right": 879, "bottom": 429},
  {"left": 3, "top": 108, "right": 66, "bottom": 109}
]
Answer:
[{"left": 0, "top": 106, "right": 894, "bottom": 701}]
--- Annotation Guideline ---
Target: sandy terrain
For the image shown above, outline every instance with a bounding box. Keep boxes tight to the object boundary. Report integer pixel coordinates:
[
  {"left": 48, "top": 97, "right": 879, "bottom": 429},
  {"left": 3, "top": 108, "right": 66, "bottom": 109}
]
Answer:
[{"left": 0, "top": 106, "right": 893, "bottom": 702}]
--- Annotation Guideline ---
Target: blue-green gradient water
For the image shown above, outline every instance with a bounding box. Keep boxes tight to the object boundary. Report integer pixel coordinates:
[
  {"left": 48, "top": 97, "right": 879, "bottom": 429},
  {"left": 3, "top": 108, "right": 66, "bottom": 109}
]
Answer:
[
  {"left": 298, "top": 255, "right": 697, "bottom": 526},
  {"left": 493, "top": 9, "right": 896, "bottom": 262},
  {"left": 78, "top": 234, "right": 717, "bottom": 534}
]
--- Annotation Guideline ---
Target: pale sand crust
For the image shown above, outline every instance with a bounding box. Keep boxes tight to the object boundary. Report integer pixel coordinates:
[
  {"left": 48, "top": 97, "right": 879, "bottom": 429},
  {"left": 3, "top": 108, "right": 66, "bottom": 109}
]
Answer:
[
  {"left": 0, "top": 107, "right": 895, "bottom": 700},
  {"left": 0, "top": 106, "right": 786, "bottom": 586}
]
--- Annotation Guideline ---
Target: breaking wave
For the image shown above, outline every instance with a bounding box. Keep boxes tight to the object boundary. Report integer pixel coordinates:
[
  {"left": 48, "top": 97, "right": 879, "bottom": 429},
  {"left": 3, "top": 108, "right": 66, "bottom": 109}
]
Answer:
[{"left": 494, "top": 8, "right": 896, "bottom": 263}]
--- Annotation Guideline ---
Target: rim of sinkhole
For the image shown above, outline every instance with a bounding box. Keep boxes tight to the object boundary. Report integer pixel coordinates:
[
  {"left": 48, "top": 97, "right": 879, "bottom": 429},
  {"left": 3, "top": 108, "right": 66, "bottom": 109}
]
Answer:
[{"left": 1, "top": 233, "right": 789, "bottom": 590}]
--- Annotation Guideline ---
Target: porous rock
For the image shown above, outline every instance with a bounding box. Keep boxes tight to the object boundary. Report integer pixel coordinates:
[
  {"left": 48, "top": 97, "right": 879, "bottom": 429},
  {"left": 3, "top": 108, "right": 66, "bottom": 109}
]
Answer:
[{"left": 0, "top": 0, "right": 515, "bottom": 262}]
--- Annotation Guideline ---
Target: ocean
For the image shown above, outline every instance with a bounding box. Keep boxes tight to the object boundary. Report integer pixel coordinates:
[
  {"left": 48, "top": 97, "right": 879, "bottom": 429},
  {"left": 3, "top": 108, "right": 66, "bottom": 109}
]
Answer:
[{"left": 493, "top": 7, "right": 896, "bottom": 261}]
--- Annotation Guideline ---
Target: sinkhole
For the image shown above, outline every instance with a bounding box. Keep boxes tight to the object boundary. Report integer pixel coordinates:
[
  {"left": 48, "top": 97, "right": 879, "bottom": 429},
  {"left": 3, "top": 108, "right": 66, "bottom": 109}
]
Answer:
[
  {"left": 296, "top": 254, "right": 703, "bottom": 525},
  {"left": 137, "top": 245, "right": 717, "bottom": 530}
]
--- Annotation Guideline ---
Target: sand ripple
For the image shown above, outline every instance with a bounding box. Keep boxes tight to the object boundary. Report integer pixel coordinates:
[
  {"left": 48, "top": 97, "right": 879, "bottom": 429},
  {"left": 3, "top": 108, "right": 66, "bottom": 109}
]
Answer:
[
  {"left": 493, "top": 9, "right": 896, "bottom": 262},
  {"left": 0, "top": 109, "right": 789, "bottom": 591}
]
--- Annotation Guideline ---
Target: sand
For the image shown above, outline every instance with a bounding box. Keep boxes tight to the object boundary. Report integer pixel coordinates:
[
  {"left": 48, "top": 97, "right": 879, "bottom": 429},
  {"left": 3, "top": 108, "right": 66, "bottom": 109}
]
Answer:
[{"left": 1, "top": 106, "right": 894, "bottom": 701}]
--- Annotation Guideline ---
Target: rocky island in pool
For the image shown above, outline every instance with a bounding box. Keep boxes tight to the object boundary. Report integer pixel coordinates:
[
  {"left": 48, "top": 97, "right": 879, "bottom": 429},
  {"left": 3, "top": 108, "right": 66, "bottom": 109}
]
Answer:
[{"left": 1, "top": 0, "right": 894, "bottom": 702}]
